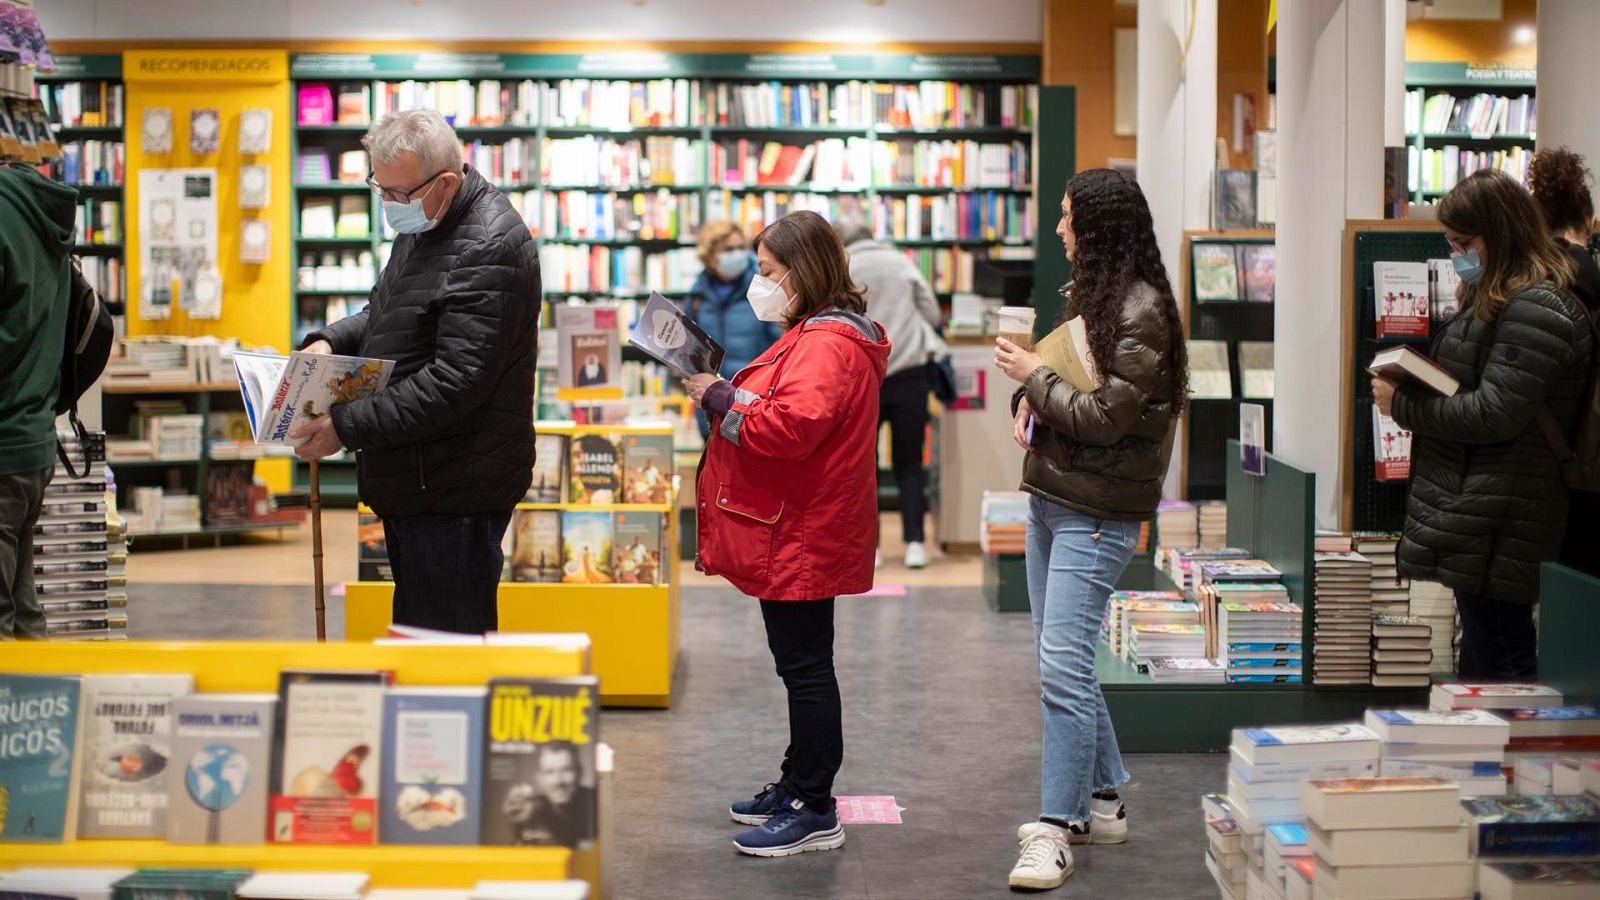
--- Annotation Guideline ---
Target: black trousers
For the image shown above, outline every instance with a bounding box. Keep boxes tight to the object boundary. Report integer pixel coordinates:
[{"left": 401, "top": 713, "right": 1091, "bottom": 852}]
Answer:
[
  {"left": 0, "top": 466, "right": 50, "bottom": 639},
  {"left": 1454, "top": 591, "right": 1538, "bottom": 680},
  {"left": 880, "top": 365, "right": 931, "bottom": 543},
  {"left": 761, "top": 598, "right": 842, "bottom": 812},
  {"left": 384, "top": 511, "right": 513, "bottom": 635}
]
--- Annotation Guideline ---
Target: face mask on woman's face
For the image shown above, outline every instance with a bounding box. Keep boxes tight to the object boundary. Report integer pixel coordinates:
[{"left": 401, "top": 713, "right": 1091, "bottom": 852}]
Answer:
[
  {"left": 747, "top": 271, "right": 792, "bottom": 322},
  {"left": 717, "top": 249, "right": 750, "bottom": 278},
  {"left": 1451, "top": 249, "right": 1484, "bottom": 284}
]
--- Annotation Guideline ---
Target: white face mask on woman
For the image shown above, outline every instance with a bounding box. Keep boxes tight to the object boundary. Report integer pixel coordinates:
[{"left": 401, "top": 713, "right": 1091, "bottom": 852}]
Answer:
[{"left": 747, "top": 271, "right": 793, "bottom": 322}]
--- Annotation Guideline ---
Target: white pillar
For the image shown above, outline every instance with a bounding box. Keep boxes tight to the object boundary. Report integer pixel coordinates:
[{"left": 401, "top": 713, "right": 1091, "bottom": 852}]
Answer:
[
  {"left": 1137, "top": 0, "right": 1217, "bottom": 499},
  {"left": 1383, "top": 0, "right": 1407, "bottom": 148},
  {"left": 1537, "top": 0, "right": 1600, "bottom": 171},
  {"left": 1275, "top": 0, "right": 1386, "bottom": 529}
]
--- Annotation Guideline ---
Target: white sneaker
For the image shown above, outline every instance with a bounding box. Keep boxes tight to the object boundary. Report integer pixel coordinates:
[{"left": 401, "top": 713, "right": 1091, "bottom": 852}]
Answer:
[
  {"left": 1067, "top": 797, "right": 1128, "bottom": 845},
  {"left": 1009, "top": 822, "right": 1074, "bottom": 890},
  {"left": 904, "top": 541, "right": 929, "bottom": 569}
]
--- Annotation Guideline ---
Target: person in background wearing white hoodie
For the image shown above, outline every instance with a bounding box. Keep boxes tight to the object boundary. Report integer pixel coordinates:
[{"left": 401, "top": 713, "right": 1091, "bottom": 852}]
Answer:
[{"left": 833, "top": 215, "right": 945, "bottom": 569}]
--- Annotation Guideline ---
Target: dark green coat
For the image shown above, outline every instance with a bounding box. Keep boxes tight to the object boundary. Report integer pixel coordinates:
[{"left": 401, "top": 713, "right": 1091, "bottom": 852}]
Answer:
[
  {"left": 1011, "top": 282, "right": 1179, "bottom": 522},
  {"left": 0, "top": 165, "right": 77, "bottom": 475},
  {"left": 1395, "top": 283, "right": 1593, "bottom": 603}
]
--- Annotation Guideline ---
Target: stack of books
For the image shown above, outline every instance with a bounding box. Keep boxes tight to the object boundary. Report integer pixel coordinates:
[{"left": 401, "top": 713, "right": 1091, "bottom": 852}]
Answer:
[
  {"left": 1127, "top": 623, "right": 1206, "bottom": 669},
  {"left": 1429, "top": 682, "right": 1564, "bottom": 713},
  {"left": 1411, "top": 580, "right": 1458, "bottom": 674},
  {"left": 1258, "top": 822, "right": 1312, "bottom": 900},
  {"left": 1502, "top": 706, "right": 1600, "bottom": 772},
  {"left": 1364, "top": 708, "right": 1510, "bottom": 796},
  {"left": 978, "top": 491, "right": 1028, "bottom": 555},
  {"left": 1205, "top": 811, "right": 1248, "bottom": 900},
  {"left": 38, "top": 432, "right": 127, "bottom": 641},
  {"left": 1370, "top": 615, "right": 1433, "bottom": 688},
  {"left": 1311, "top": 550, "right": 1374, "bottom": 685},
  {"left": 1155, "top": 501, "right": 1199, "bottom": 550},
  {"left": 1146, "top": 658, "right": 1226, "bottom": 683},
  {"left": 1216, "top": 596, "right": 1302, "bottom": 683},
  {"left": 1477, "top": 862, "right": 1600, "bottom": 900},
  {"left": 1198, "top": 501, "right": 1228, "bottom": 549},
  {"left": 1464, "top": 794, "right": 1600, "bottom": 882},
  {"left": 1226, "top": 724, "right": 1382, "bottom": 893},
  {"left": 1355, "top": 532, "right": 1409, "bottom": 617},
  {"left": 1301, "top": 778, "right": 1474, "bottom": 900},
  {"left": 1110, "top": 592, "right": 1199, "bottom": 659},
  {"left": 1157, "top": 546, "right": 1251, "bottom": 595}
]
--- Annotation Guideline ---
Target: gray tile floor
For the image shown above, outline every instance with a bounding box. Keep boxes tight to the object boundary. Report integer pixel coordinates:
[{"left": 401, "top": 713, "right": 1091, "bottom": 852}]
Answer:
[{"left": 128, "top": 582, "right": 1222, "bottom": 900}]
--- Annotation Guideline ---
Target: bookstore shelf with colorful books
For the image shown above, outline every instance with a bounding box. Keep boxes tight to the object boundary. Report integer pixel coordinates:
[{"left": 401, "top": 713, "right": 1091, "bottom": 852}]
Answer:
[
  {"left": 0, "top": 640, "right": 605, "bottom": 893},
  {"left": 35, "top": 54, "right": 127, "bottom": 317},
  {"left": 1181, "top": 231, "right": 1276, "bottom": 501},
  {"left": 346, "top": 423, "right": 681, "bottom": 709},
  {"left": 1339, "top": 220, "right": 1450, "bottom": 533},
  {"left": 99, "top": 381, "right": 305, "bottom": 544},
  {"left": 1402, "top": 62, "right": 1535, "bottom": 206}
]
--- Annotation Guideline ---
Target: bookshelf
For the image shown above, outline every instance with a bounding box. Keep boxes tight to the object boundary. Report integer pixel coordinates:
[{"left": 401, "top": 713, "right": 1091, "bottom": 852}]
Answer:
[
  {"left": 345, "top": 423, "right": 682, "bottom": 708},
  {"left": 34, "top": 54, "right": 127, "bottom": 320},
  {"left": 287, "top": 50, "right": 1039, "bottom": 499},
  {"left": 1402, "top": 61, "right": 1536, "bottom": 206},
  {"left": 98, "top": 383, "right": 305, "bottom": 544},
  {"left": 1180, "top": 231, "right": 1276, "bottom": 501},
  {"left": 1339, "top": 220, "right": 1450, "bottom": 533}
]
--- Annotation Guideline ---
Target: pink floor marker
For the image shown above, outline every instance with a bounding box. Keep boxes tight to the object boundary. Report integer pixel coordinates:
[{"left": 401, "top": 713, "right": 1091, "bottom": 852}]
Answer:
[
  {"left": 331, "top": 581, "right": 346, "bottom": 598},
  {"left": 836, "top": 795, "right": 905, "bottom": 825},
  {"left": 852, "top": 583, "right": 908, "bottom": 597}
]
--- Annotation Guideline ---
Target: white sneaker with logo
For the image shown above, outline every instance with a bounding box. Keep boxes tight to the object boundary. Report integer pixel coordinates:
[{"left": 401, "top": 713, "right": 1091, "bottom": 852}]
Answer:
[
  {"left": 904, "top": 541, "right": 930, "bottom": 569},
  {"left": 1009, "top": 822, "right": 1074, "bottom": 890},
  {"left": 1067, "top": 797, "right": 1128, "bottom": 845}
]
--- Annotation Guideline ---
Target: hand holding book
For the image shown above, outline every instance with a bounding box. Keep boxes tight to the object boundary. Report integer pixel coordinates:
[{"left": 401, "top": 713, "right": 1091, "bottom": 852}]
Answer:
[{"left": 629, "top": 292, "right": 725, "bottom": 379}]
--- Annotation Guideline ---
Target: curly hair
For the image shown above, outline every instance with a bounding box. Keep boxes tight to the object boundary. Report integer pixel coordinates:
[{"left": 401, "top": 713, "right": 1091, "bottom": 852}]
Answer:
[
  {"left": 1062, "top": 168, "right": 1189, "bottom": 411},
  {"left": 1527, "top": 147, "right": 1596, "bottom": 237}
]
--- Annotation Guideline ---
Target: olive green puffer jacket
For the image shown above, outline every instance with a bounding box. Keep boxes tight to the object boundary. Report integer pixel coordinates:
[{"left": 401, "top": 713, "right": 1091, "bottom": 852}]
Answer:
[
  {"left": 1395, "top": 283, "right": 1593, "bottom": 603},
  {"left": 1010, "top": 281, "right": 1179, "bottom": 522}
]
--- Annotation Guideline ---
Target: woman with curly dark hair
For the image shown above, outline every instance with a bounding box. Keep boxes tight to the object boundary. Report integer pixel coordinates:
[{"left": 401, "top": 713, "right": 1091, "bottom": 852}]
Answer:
[
  {"left": 1527, "top": 146, "right": 1600, "bottom": 311},
  {"left": 993, "top": 168, "right": 1188, "bottom": 891}
]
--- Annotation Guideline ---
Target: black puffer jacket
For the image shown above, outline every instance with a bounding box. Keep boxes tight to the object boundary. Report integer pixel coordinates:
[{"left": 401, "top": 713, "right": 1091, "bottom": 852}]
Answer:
[
  {"left": 1010, "top": 282, "right": 1179, "bottom": 522},
  {"left": 310, "top": 165, "right": 541, "bottom": 517},
  {"left": 1395, "top": 283, "right": 1592, "bottom": 603}
]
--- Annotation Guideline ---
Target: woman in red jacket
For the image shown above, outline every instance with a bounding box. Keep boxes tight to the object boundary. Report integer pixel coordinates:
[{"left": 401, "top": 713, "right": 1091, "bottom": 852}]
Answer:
[{"left": 685, "top": 210, "right": 890, "bottom": 858}]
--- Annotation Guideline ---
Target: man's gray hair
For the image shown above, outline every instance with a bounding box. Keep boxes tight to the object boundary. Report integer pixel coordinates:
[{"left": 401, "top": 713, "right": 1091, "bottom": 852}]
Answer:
[
  {"left": 362, "top": 108, "right": 461, "bottom": 178},
  {"left": 832, "top": 213, "right": 873, "bottom": 247}
]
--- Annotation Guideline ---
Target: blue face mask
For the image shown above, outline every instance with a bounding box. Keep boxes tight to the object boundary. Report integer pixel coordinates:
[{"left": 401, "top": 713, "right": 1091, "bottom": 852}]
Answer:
[
  {"left": 717, "top": 249, "right": 750, "bottom": 278},
  {"left": 381, "top": 177, "right": 443, "bottom": 234},
  {"left": 1451, "top": 249, "right": 1484, "bottom": 284}
]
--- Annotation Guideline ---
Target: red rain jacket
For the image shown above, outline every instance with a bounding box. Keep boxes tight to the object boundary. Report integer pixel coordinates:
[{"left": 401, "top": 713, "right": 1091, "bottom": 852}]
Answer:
[{"left": 696, "top": 310, "right": 891, "bottom": 601}]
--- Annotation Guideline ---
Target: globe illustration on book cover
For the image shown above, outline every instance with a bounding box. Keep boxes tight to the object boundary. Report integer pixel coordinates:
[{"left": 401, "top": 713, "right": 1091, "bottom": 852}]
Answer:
[{"left": 186, "top": 743, "right": 249, "bottom": 812}]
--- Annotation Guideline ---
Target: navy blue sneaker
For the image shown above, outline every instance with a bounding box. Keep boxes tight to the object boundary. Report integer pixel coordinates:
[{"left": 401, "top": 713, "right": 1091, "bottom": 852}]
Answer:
[
  {"left": 730, "top": 782, "right": 790, "bottom": 825},
  {"left": 733, "top": 798, "right": 846, "bottom": 857}
]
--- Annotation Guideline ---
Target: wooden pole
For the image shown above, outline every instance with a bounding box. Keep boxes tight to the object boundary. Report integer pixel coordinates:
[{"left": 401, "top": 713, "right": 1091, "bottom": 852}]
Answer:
[{"left": 310, "top": 458, "right": 326, "bottom": 641}]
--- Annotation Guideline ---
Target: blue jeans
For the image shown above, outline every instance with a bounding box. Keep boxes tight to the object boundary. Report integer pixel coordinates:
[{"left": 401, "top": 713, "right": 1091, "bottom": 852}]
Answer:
[{"left": 1025, "top": 497, "right": 1138, "bottom": 821}]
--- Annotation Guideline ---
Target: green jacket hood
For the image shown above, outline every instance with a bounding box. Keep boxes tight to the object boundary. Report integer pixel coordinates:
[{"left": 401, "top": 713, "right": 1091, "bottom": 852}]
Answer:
[{"left": 0, "top": 165, "right": 77, "bottom": 257}]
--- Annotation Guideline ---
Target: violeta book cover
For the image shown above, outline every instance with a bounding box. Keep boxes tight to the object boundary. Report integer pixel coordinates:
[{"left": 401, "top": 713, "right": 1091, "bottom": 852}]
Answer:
[{"left": 233, "top": 351, "right": 394, "bottom": 445}]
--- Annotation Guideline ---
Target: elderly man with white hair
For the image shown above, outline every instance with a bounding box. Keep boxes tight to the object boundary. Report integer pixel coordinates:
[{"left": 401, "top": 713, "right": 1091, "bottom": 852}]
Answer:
[
  {"left": 831, "top": 213, "right": 946, "bottom": 569},
  {"left": 290, "top": 107, "right": 540, "bottom": 634}
]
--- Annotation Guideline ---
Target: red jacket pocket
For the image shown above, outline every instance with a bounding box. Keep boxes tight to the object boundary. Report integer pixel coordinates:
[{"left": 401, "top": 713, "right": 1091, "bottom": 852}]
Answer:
[{"left": 708, "top": 481, "right": 784, "bottom": 588}]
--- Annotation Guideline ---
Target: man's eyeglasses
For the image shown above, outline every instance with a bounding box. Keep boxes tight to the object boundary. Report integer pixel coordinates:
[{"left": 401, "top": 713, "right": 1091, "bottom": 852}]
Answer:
[{"left": 367, "top": 170, "right": 445, "bottom": 204}]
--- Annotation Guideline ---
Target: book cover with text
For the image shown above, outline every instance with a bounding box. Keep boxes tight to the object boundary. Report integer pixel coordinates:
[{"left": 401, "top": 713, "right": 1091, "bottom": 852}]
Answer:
[
  {"left": 568, "top": 434, "right": 620, "bottom": 505},
  {"left": 1372, "top": 406, "right": 1412, "bottom": 481},
  {"left": 612, "top": 512, "right": 664, "bottom": 586},
  {"left": 561, "top": 511, "right": 614, "bottom": 584},
  {"left": 77, "top": 674, "right": 194, "bottom": 839},
  {"left": 480, "top": 677, "right": 599, "bottom": 848},
  {"left": 0, "top": 675, "right": 81, "bottom": 843},
  {"left": 378, "top": 687, "right": 486, "bottom": 846},
  {"left": 1374, "top": 261, "right": 1430, "bottom": 339},
  {"left": 1193, "top": 244, "right": 1240, "bottom": 302},
  {"left": 269, "top": 671, "right": 388, "bottom": 845},
  {"left": 168, "top": 693, "right": 277, "bottom": 845},
  {"left": 510, "top": 510, "right": 563, "bottom": 584},
  {"left": 526, "top": 433, "right": 569, "bottom": 504},
  {"left": 621, "top": 433, "right": 673, "bottom": 505}
]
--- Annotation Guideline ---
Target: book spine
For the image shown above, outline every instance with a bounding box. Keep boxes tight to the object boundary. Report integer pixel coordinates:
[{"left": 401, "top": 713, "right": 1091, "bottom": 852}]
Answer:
[{"left": 1476, "top": 822, "right": 1600, "bottom": 857}]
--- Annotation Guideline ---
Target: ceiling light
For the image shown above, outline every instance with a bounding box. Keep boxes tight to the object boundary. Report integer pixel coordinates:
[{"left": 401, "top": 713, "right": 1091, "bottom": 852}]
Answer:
[{"left": 1512, "top": 25, "right": 1535, "bottom": 45}]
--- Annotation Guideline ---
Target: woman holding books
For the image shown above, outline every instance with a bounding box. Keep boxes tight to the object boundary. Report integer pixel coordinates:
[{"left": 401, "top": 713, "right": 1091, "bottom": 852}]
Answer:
[
  {"left": 683, "top": 210, "right": 890, "bottom": 859},
  {"left": 993, "top": 168, "right": 1189, "bottom": 892},
  {"left": 1373, "top": 169, "right": 1591, "bottom": 680}
]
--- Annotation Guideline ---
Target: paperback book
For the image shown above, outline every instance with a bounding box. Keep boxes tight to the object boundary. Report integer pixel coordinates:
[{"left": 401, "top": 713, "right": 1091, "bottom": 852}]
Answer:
[
  {"left": 1463, "top": 795, "right": 1600, "bottom": 858},
  {"left": 555, "top": 304, "right": 622, "bottom": 394},
  {"left": 1374, "top": 261, "right": 1430, "bottom": 339},
  {"left": 561, "top": 510, "right": 614, "bottom": 584},
  {"left": 269, "top": 670, "right": 388, "bottom": 845},
  {"left": 526, "top": 433, "right": 570, "bottom": 504},
  {"left": 568, "top": 434, "right": 620, "bottom": 505},
  {"left": 378, "top": 687, "right": 486, "bottom": 846},
  {"left": 1238, "top": 245, "right": 1275, "bottom": 303},
  {"left": 612, "top": 512, "right": 665, "bottom": 585},
  {"left": 77, "top": 674, "right": 194, "bottom": 839},
  {"left": 481, "top": 677, "right": 600, "bottom": 848},
  {"left": 510, "top": 510, "right": 562, "bottom": 584},
  {"left": 0, "top": 675, "right": 81, "bottom": 843},
  {"left": 1193, "top": 244, "right": 1241, "bottom": 302},
  {"left": 234, "top": 351, "right": 394, "bottom": 445},
  {"left": 168, "top": 693, "right": 277, "bottom": 845},
  {"left": 627, "top": 291, "right": 724, "bottom": 379},
  {"left": 620, "top": 433, "right": 673, "bottom": 505},
  {"left": 1372, "top": 407, "right": 1412, "bottom": 481},
  {"left": 1430, "top": 683, "right": 1563, "bottom": 711}
]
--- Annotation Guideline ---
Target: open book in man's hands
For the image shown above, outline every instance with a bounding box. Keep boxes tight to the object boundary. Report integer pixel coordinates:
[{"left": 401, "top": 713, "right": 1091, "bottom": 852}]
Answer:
[
  {"left": 234, "top": 350, "right": 395, "bottom": 444},
  {"left": 629, "top": 291, "right": 725, "bottom": 379}
]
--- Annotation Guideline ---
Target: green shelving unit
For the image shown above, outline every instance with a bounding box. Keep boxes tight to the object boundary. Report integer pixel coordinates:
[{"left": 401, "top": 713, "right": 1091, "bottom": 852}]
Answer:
[{"left": 1403, "top": 61, "right": 1536, "bottom": 206}]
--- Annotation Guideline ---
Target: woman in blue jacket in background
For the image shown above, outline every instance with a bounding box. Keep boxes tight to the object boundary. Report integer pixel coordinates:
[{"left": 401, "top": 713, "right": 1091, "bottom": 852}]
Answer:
[{"left": 686, "top": 220, "right": 783, "bottom": 437}]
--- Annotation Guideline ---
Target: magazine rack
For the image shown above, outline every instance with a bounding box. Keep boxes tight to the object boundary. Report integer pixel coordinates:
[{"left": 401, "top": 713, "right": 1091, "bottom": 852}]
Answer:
[
  {"left": 344, "top": 424, "right": 682, "bottom": 708},
  {"left": 0, "top": 641, "right": 605, "bottom": 894}
]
